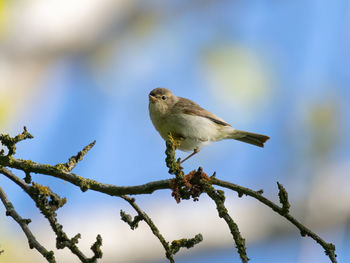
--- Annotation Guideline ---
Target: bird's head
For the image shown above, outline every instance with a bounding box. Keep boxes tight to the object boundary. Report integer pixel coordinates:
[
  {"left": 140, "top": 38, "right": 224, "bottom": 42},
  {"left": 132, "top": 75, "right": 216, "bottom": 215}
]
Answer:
[{"left": 148, "top": 88, "right": 178, "bottom": 115}]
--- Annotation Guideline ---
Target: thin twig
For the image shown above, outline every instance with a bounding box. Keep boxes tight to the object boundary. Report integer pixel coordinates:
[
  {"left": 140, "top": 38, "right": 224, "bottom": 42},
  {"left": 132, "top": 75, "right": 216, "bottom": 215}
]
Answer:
[
  {"left": 203, "top": 182, "right": 248, "bottom": 263},
  {"left": 121, "top": 195, "right": 175, "bottom": 263},
  {"left": 0, "top": 186, "right": 56, "bottom": 263},
  {"left": 211, "top": 178, "right": 337, "bottom": 263},
  {"left": 0, "top": 126, "right": 33, "bottom": 156},
  {"left": 120, "top": 195, "right": 202, "bottom": 262},
  {"left": 64, "top": 140, "right": 96, "bottom": 172}
]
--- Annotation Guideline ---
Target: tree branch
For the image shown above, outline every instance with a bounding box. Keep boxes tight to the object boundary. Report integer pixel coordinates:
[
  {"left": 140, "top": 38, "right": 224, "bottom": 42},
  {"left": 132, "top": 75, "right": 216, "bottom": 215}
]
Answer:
[
  {"left": 0, "top": 155, "right": 171, "bottom": 195},
  {"left": 121, "top": 195, "right": 202, "bottom": 262},
  {"left": 211, "top": 177, "right": 337, "bottom": 262},
  {"left": 0, "top": 185, "right": 56, "bottom": 263},
  {"left": 64, "top": 140, "right": 96, "bottom": 172},
  {"left": 0, "top": 126, "right": 33, "bottom": 156},
  {"left": 203, "top": 182, "right": 248, "bottom": 262},
  {"left": 165, "top": 133, "right": 184, "bottom": 180},
  {"left": 0, "top": 167, "right": 103, "bottom": 263},
  {"left": 277, "top": 182, "right": 290, "bottom": 214},
  {"left": 0, "top": 128, "right": 338, "bottom": 263},
  {"left": 121, "top": 195, "right": 175, "bottom": 263}
]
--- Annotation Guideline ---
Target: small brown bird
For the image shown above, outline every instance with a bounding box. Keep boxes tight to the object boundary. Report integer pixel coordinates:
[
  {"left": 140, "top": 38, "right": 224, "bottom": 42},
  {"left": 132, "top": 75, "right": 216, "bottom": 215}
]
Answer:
[{"left": 148, "top": 88, "right": 269, "bottom": 162}]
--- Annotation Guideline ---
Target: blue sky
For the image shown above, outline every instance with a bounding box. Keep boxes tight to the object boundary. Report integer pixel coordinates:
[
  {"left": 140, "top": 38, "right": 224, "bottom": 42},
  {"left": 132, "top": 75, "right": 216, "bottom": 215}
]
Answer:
[{"left": 1, "top": 0, "right": 349, "bottom": 262}]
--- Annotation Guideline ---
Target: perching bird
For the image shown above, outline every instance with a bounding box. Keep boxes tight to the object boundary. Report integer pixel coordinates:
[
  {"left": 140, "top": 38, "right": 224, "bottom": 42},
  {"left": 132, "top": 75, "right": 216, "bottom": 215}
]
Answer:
[{"left": 148, "top": 88, "right": 269, "bottom": 162}]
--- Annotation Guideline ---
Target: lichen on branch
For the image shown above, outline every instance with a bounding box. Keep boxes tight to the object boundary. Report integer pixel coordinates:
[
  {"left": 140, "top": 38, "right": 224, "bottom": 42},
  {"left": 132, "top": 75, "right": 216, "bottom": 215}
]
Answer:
[
  {"left": 165, "top": 133, "right": 184, "bottom": 179},
  {"left": 170, "top": 234, "right": 203, "bottom": 255},
  {"left": 64, "top": 140, "right": 96, "bottom": 172},
  {"left": 0, "top": 126, "right": 33, "bottom": 156}
]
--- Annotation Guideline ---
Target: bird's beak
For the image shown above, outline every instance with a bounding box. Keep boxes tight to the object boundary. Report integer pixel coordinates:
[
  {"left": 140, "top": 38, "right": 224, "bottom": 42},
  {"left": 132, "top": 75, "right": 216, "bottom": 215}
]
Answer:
[{"left": 149, "top": 94, "right": 157, "bottom": 103}]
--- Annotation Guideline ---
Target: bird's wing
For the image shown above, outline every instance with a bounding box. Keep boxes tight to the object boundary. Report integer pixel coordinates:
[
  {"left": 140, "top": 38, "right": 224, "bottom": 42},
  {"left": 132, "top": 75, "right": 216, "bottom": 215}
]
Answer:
[{"left": 175, "top": 97, "right": 231, "bottom": 127}]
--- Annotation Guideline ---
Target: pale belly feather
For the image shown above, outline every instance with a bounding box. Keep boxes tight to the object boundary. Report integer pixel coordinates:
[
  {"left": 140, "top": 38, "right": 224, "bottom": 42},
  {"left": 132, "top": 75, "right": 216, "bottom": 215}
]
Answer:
[{"left": 151, "top": 113, "right": 232, "bottom": 151}]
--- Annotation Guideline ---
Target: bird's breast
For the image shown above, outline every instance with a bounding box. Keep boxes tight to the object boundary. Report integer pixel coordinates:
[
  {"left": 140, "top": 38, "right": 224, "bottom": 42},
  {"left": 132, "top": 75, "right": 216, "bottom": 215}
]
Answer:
[{"left": 149, "top": 108, "right": 226, "bottom": 151}]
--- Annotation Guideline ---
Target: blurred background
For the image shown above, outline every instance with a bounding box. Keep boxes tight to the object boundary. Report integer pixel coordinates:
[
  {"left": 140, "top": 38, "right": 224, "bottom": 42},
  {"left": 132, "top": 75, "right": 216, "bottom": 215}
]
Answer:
[{"left": 0, "top": 0, "right": 350, "bottom": 262}]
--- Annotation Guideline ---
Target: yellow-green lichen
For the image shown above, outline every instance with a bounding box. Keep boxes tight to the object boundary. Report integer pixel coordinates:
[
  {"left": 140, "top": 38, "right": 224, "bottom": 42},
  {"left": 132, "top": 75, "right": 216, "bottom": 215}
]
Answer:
[
  {"left": 55, "top": 163, "right": 68, "bottom": 172},
  {"left": 32, "top": 183, "right": 51, "bottom": 196}
]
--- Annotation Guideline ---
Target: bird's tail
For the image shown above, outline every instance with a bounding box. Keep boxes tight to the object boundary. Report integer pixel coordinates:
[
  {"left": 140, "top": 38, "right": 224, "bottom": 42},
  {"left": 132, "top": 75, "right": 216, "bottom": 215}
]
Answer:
[{"left": 228, "top": 129, "right": 270, "bottom": 148}]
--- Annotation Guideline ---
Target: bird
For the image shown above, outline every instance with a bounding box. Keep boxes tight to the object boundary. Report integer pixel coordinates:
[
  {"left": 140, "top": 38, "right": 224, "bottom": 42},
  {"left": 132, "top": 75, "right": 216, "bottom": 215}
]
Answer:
[{"left": 148, "top": 88, "right": 269, "bottom": 162}]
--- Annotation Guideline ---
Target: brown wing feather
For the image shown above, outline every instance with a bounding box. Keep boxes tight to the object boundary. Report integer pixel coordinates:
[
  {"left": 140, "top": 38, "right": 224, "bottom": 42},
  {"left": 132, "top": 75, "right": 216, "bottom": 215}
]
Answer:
[{"left": 175, "top": 97, "right": 231, "bottom": 127}]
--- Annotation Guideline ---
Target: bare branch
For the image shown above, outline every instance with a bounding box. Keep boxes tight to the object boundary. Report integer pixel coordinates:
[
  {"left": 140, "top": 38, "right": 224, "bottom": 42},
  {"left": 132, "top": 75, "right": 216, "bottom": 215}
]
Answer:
[
  {"left": 121, "top": 195, "right": 203, "bottom": 262},
  {"left": 89, "top": 235, "right": 103, "bottom": 263},
  {"left": 165, "top": 133, "right": 184, "bottom": 180},
  {"left": 0, "top": 128, "right": 338, "bottom": 263},
  {"left": 0, "top": 154, "right": 338, "bottom": 262},
  {"left": 164, "top": 136, "right": 337, "bottom": 263},
  {"left": 0, "top": 126, "right": 33, "bottom": 156},
  {"left": 211, "top": 178, "right": 337, "bottom": 263},
  {"left": 277, "top": 182, "right": 290, "bottom": 214},
  {"left": 0, "top": 167, "right": 103, "bottom": 263},
  {"left": 0, "top": 155, "right": 171, "bottom": 195},
  {"left": 121, "top": 195, "right": 175, "bottom": 263},
  {"left": 203, "top": 182, "right": 248, "bottom": 263},
  {"left": 170, "top": 234, "right": 203, "bottom": 255},
  {"left": 120, "top": 210, "right": 143, "bottom": 230},
  {"left": 64, "top": 140, "right": 96, "bottom": 172},
  {"left": 0, "top": 186, "right": 56, "bottom": 263}
]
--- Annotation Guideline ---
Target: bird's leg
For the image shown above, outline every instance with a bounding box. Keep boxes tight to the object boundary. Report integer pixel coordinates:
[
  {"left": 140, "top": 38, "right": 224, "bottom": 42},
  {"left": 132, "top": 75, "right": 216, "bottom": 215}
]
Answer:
[{"left": 181, "top": 148, "right": 200, "bottom": 163}]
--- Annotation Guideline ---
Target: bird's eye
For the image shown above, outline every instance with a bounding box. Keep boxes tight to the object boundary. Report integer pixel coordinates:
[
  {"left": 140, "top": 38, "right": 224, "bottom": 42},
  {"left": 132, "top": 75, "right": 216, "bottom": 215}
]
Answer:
[{"left": 161, "top": 95, "right": 167, "bottom": 100}]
